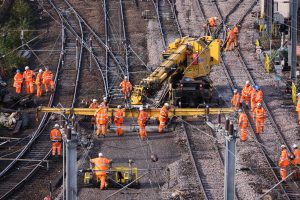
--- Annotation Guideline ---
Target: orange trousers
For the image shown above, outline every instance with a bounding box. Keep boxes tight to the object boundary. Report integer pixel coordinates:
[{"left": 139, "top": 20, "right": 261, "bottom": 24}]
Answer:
[
  {"left": 298, "top": 112, "right": 300, "bottom": 124},
  {"left": 44, "top": 81, "right": 55, "bottom": 92},
  {"left": 97, "top": 175, "right": 108, "bottom": 190},
  {"left": 255, "top": 118, "right": 264, "bottom": 134},
  {"left": 52, "top": 142, "right": 61, "bottom": 156},
  {"left": 234, "top": 34, "right": 238, "bottom": 46},
  {"left": 241, "top": 96, "right": 250, "bottom": 106},
  {"left": 158, "top": 121, "right": 166, "bottom": 133},
  {"left": 122, "top": 90, "right": 130, "bottom": 99},
  {"left": 225, "top": 40, "right": 234, "bottom": 51},
  {"left": 15, "top": 84, "right": 22, "bottom": 94},
  {"left": 36, "top": 85, "right": 42, "bottom": 97},
  {"left": 96, "top": 124, "right": 107, "bottom": 136},
  {"left": 280, "top": 167, "right": 287, "bottom": 181},
  {"left": 25, "top": 81, "right": 34, "bottom": 94},
  {"left": 115, "top": 123, "right": 123, "bottom": 136},
  {"left": 139, "top": 123, "right": 146, "bottom": 139},
  {"left": 240, "top": 128, "right": 248, "bottom": 141}
]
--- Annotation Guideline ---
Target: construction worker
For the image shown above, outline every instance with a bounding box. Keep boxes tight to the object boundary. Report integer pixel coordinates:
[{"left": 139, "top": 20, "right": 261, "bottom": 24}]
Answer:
[
  {"left": 119, "top": 76, "right": 133, "bottom": 100},
  {"left": 35, "top": 69, "right": 43, "bottom": 97},
  {"left": 158, "top": 103, "right": 170, "bottom": 133},
  {"left": 255, "top": 85, "right": 263, "bottom": 104},
  {"left": 291, "top": 144, "right": 300, "bottom": 180},
  {"left": 13, "top": 69, "right": 23, "bottom": 94},
  {"left": 296, "top": 93, "right": 300, "bottom": 124},
  {"left": 23, "top": 66, "right": 35, "bottom": 94},
  {"left": 253, "top": 103, "right": 266, "bottom": 134},
  {"left": 225, "top": 28, "right": 235, "bottom": 51},
  {"left": 233, "top": 25, "right": 240, "bottom": 47},
  {"left": 231, "top": 89, "right": 241, "bottom": 110},
  {"left": 95, "top": 107, "right": 109, "bottom": 137},
  {"left": 238, "top": 109, "right": 248, "bottom": 141},
  {"left": 42, "top": 67, "right": 55, "bottom": 93},
  {"left": 99, "top": 97, "right": 108, "bottom": 109},
  {"left": 208, "top": 17, "right": 217, "bottom": 29},
  {"left": 114, "top": 105, "right": 124, "bottom": 136},
  {"left": 89, "top": 99, "right": 99, "bottom": 108},
  {"left": 241, "top": 81, "right": 252, "bottom": 108},
  {"left": 90, "top": 153, "right": 111, "bottom": 190},
  {"left": 138, "top": 107, "right": 149, "bottom": 140},
  {"left": 50, "top": 124, "right": 62, "bottom": 157},
  {"left": 250, "top": 84, "right": 257, "bottom": 113},
  {"left": 279, "top": 145, "right": 289, "bottom": 181}
]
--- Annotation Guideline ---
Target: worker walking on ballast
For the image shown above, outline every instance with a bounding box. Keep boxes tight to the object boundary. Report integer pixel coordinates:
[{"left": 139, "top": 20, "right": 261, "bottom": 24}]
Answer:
[
  {"left": 120, "top": 76, "right": 133, "bottom": 101},
  {"left": 241, "top": 81, "right": 252, "bottom": 108},
  {"left": 35, "top": 69, "right": 43, "bottom": 97},
  {"left": 13, "top": 69, "right": 23, "bottom": 94},
  {"left": 138, "top": 107, "right": 149, "bottom": 140},
  {"left": 279, "top": 145, "right": 289, "bottom": 181},
  {"left": 253, "top": 103, "right": 266, "bottom": 134},
  {"left": 238, "top": 109, "right": 248, "bottom": 141},
  {"left": 231, "top": 89, "right": 241, "bottom": 111},
  {"left": 90, "top": 153, "right": 112, "bottom": 190},
  {"left": 42, "top": 67, "right": 55, "bottom": 93},
  {"left": 95, "top": 107, "right": 109, "bottom": 137},
  {"left": 158, "top": 103, "right": 170, "bottom": 133},
  {"left": 50, "top": 124, "right": 62, "bottom": 157},
  {"left": 291, "top": 144, "right": 300, "bottom": 180},
  {"left": 233, "top": 24, "right": 240, "bottom": 47},
  {"left": 225, "top": 28, "right": 235, "bottom": 51},
  {"left": 114, "top": 105, "right": 124, "bottom": 136},
  {"left": 23, "top": 66, "right": 35, "bottom": 94}
]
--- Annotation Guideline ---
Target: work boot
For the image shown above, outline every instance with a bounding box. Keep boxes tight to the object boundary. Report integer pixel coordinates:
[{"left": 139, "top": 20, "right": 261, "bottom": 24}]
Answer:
[{"left": 102, "top": 134, "right": 106, "bottom": 138}]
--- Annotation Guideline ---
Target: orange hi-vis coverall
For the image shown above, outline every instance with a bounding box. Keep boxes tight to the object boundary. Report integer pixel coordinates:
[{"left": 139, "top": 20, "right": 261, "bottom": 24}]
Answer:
[
  {"left": 231, "top": 93, "right": 241, "bottom": 110},
  {"left": 119, "top": 80, "right": 133, "bottom": 99},
  {"left": 250, "top": 89, "right": 257, "bottom": 112},
  {"left": 225, "top": 29, "right": 235, "bottom": 51},
  {"left": 291, "top": 149, "right": 300, "bottom": 179},
  {"left": 35, "top": 72, "right": 43, "bottom": 97},
  {"left": 90, "top": 157, "right": 111, "bottom": 190},
  {"left": 23, "top": 70, "right": 35, "bottom": 94},
  {"left": 114, "top": 108, "right": 124, "bottom": 136},
  {"left": 241, "top": 84, "right": 252, "bottom": 106},
  {"left": 238, "top": 112, "right": 248, "bottom": 141},
  {"left": 158, "top": 106, "right": 169, "bottom": 133},
  {"left": 95, "top": 108, "right": 109, "bottom": 136},
  {"left": 138, "top": 110, "right": 149, "bottom": 140},
  {"left": 50, "top": 128, "right": 62, "bottom": 156},
  {"left": 42, "top": 70, "right": 55, "bottom": 92},
  {"left": 255, "top": 90, "right": 263, "bottom": 104},
  {"left": 233, "top": 26, "right": 239, "bottom": 46},
  {"left": 296, "top": 96, "right": 300, "bottom": 124},
  {"left": 13, "top": 72, "right": 23, "bottom": 94},
  {"left": 279, "top": 149, "right": 289, "bottom": 181},
  {"left": 208, "top": 17, "right": 217, "bottom": 27},
  {"left": 99, "top": 102, "right": 108, "bottom": 109},
  {"left": 89, "top": 102, "right": 99, "bottom": 109},
  {"left": 253, "top": 107, "right": 266, "bottom": 134}
]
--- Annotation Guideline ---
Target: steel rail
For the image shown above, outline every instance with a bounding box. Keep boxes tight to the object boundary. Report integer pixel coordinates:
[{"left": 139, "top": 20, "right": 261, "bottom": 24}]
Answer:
[
  {"left": 119, "top": 0, "right": 129, "bottom": 77},
  {"left": 151, "top": 0, "right": 166, "bottom": 48},
  {"left": 168, "top": 0, "right": 183, "bottom": 38},
  {"left": 104, "top": 0, "right": 109, "bottom": 94}
]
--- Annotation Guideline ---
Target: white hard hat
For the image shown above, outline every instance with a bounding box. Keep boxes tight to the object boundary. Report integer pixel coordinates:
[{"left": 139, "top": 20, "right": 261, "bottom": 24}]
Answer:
[
  {"left": 293, "top": 144, "right": 298, "bottom": 148},
  {"left": 281, "top": 145, "right": 286, "bottom": 149},
  {"left": 214, "top": 17, "right": 217, "bottom": 20},
  {"left": 25, "top": 66, "right": 29, "bottom": 70},
  {"left": 246, "top": 81, "right": 250, "bottom": 85},
  {"left": 39, "top": 69, "right": 43, "bottom": 73},
  {"left": 103, "top": 97, "right": 107, "bottom": 101},
  {"left": 238, "top": 109, "right": 242, "bottom": 112},
  {"left": 117, "top": 105, "right": 121, "bottom": 109},
  {"left": 54, "top": 124, "right": 59, "bottom": 128},
  {"left": 124, "top": 76, "right": 128, "bottom": 79},
  {"left": 139, "top": 107, "right": 143, "bottom": 111},
  {"left": 297, "top": 93, "right": 300, "bottom": 97},
  {"left": 164, "top": 103, "right": 170, "bottom": 107},
  {"left": 257, "top": 103, "right": 261, "bottom": 107},
  {"left": 98, "top": 153, "right": 103, "bottom": 157},
  {"left": 233, "top": 89, "right": 237, "bottom": 93},
  {"left": 92, "top": 99, "right": 97, "bottom": 103}
]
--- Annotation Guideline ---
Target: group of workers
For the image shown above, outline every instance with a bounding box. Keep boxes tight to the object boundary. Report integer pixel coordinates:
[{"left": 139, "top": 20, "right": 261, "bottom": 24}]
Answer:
[
  {"left": 207, "top": 16, "right": 239, "bottom": 51},
  {"left": 279, "top": 144, "right": 300, "bottom": 181},
  {"left": 231, "top": 81, "right": 265, "bottom": 135},
  {"left": 13, "top": 66, "right": 55, "bottom": 96}
]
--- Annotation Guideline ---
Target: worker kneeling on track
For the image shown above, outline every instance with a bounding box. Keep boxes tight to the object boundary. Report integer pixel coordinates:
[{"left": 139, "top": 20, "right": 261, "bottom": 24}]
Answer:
[
  {"left": 90, "top": 153, "right": 112, "bottom": 190},
  {"left": 114, "top": 105, "right": 124, "bottom": 136},
  {"left": 238, "top": 109, "right": 248, "bottom": 142},
  {"left": 279, "top": 145, "right": 289, "bottom": 181},
  {"left": 50, "top": 124, "right": 62, "bottom": 157},
  {"left": 158, "top": 103, "right": 170, "bottom": 133},
  {"left": 138, "top": 107, "right": 149, "bottom": 140},
  {"left": 95, "top": 107, "right": 109, "bottom": 137},
  {"left": 253, "top": 103, "right": 266, "bottom": 134},
  {"left": 291, "top": 144, "right": 300, "bottom": 180}
]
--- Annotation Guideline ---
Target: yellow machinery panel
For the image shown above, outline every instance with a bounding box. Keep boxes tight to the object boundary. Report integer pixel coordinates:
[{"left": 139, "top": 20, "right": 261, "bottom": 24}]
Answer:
[{"left": 292, "top": 82, "right": 297, "bottom": 106}]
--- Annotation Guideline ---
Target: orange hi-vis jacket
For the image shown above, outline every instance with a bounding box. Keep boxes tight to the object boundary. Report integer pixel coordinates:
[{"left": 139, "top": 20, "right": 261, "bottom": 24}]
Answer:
[
  {"left": 159, "top": 106, "right": 169, "bottom": 122},
  {"left": 89, "top": 102, "right": 99, "bottom": 109},
  {"left": 242, "top": 85, "right": 252, "bottom": 99},
  {"left": 120, "top": 80, "right": 132, "bottom": 92},
  {"left": 239, "top": 113, "right": 248, "bottom": 128},
  {"left": 227, "top": 29, "right": 235, "bottom": 40},
  {"left": 208, "top": 17, "right": 217, "bottom": 27},
  {"left": 279, "top": 149, "right": 289, "bottom": 168},
  {"left": 255, "top": 90, "right": 263, "bottom": 103},
  {"left": 250, "top": 89, "right": 256, "bottom": 101},
  {"left": 35, "top": 73, "right": 43, "bottom": 85},
  {"left": 254, "top": 107, "right": 266, "bottom": 119},
  {"left": 95, "top": 108, "right": 108, "bottom": 124},
  {"left": 296, "top": 96, "right": 300, "bottom": 112},
  {"left": 23, "top": 70, "right": 35, "bottom": 82},
  {"left": 138, "top": 111, "right": 149, "bottom": 125},
  {"left": 292, "top": 149, "right": 300, "bottom": 165},
  {"left": 90, "top": 157, "right": 111, "bottom": 176},
  {"left": 14, "top": 73, "right": 23, "bottom": 86},
  {"left": 42, "top": 70, "right": 53, "bottom": 83},
  {"left": 114, "top": 109, "right": 124, "bottom": 124},
  {"left": 50, "top": 128, "right": 62, "bottom": 142},
  {"left": 233, "top": 26, "right": 239, "bottom": 34},
  {"left": 231, "top": 93, "right": 240, "bottom": 107}
]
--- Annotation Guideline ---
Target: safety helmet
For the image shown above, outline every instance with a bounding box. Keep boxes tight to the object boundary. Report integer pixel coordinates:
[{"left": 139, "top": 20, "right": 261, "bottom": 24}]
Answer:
[
  {"left": 255, "top": 85, "right": 260, "bottom": 90},
  {"left": 238, "top": 109, "right": 242, "bottom": 112},
  {"left": 25, "top": 66, "right": 29, "bottom": 70},
  {"left": 246, "top": 80, "right": 250, "bottom": 85},
  {"left": 214, "top": 17, "right": 217, "bottom": 20},
  {"left": 117, "top": 105, "right": 121, "bottom": 109},
  {"left": 45, "top": 67, "right": 49, "bottom": 70},
  {"left": 98, "top": 152, "right": 103, "bottom": 157},
  {"left": 293, "top": 144, "right": 298, "bottom": 148},
  {"left": 297, "top": 93, "right": 300, "bottom": 97},
  {"left": 16, "top": 69, "right": 20, "bottom": 73},
  {"left": 92, "top": 99, "right": 97, "bottom": 103},
  {"left": 164, "top": 103, "right": 170, "bottom": 107},
  {"left": 281, "top": 145, "right": 286, "bottom": 149},
  {"left": 39, "top": 69, "right": 43, "bottom": 73},
  {"left": 54, "top": 124, "right": 59, "bottom": 128},
  {"left": 233, "top": 89, "right": 237, "bottom": 93},
  {"left": 257, "top": 103, "right": 261, "bottom": 107},
  {"left": 139, "top": 107, "right": 143, "bottom": 111},
  {"left": 103, "top": 97, "right": 108, "bottom": 101},
  {"left": 124, "top": 76, "right": 128, "bottom": 80}
]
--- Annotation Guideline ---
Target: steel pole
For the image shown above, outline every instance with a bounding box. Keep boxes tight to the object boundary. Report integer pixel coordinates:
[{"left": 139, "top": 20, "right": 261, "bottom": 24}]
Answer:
[
  {"left": 267, "top": 0, "right": 273, "bottom": 35},
  {"left": 291, "top": 0, "right": 298, "bottom": 81}
]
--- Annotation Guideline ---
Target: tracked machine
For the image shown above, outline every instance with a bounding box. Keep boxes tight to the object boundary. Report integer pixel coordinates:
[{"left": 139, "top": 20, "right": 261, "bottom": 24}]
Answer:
[{"left": 131, "top": 36, "right": 220, "bottom": 107}]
